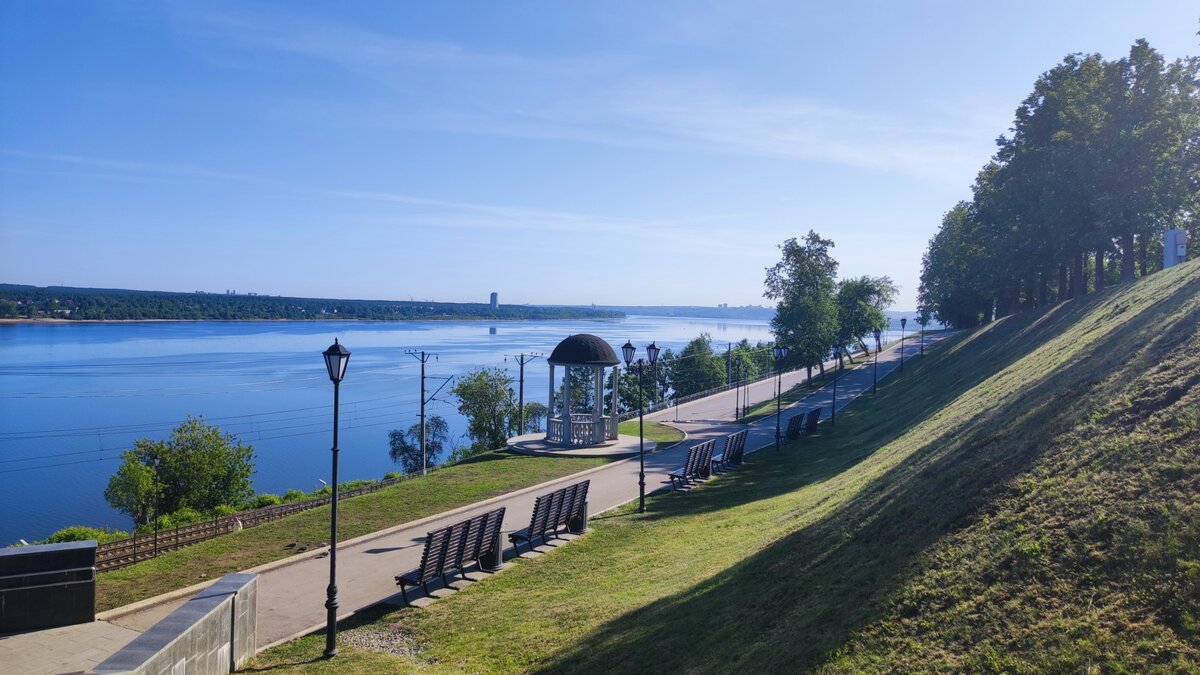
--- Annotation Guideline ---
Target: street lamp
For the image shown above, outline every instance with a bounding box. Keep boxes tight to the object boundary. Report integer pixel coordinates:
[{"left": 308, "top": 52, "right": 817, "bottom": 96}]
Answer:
[
  {"left": 734, "top": 356, "right": 742, "bottom": 419},
  {"left": 622, "top": 340, "right": 658, "bottom": 513},
  {"left": 899, "top": 317, "right": 908, "bottom": 371},
  {"left": 872, "top": 329, "right": 882, "bottom": 395},
  {"left": 773, "top": 343, "right": 788, "bottom": 450},
  {"left": 321, "top": 338, "right": 350, "bottom": 659},
  {"left": 831, "top": 344, "right": 841, "bottom": 426}
]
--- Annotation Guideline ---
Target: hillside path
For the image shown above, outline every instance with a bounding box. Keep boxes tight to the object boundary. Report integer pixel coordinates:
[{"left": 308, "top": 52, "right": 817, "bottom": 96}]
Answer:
[{"left": 102, "top": 332, "right": 951, "bottom": 653}]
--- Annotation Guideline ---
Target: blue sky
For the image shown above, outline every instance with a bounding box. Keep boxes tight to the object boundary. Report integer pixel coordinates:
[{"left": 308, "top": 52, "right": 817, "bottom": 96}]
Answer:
[{"left": 1, "top": 2, "right": 1196, "bottom": 309}]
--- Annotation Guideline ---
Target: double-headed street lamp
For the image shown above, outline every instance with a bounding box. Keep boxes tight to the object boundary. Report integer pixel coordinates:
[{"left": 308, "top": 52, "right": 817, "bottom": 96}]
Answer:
[
  {"left": 899, "top": 317, "right": 908, "bottom": 371},
  {"left": 621, "top": 340, "right": 659, "bottom": 514},
  {"left": 321, "top": 338, "right": 351, "bottom": 659},
  {"left": 872, "top": 328, "right": 882, "bottom": 395},
  {"left": 773, "top": 343, "right": 788, "bottom": 450},
  {"left": 831, "top": 344, "right": 841, "bottom": 426}
]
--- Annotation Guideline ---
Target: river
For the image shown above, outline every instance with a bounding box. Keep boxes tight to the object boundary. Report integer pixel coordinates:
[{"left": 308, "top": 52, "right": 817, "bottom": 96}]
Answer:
[
  {"left": 0, "top": 317, "right": 778, "bottom": 543},
  {"left": 0, "top": 315, "right": 931, "bottom": 544}
]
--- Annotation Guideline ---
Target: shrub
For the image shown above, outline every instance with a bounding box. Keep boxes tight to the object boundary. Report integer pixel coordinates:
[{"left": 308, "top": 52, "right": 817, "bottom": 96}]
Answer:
[
  {"left": 383, "top": 471, "right": 402, "bottom": 480},
  {"left": 340, "top": 479, "right": 374, "bottom": 491},
  {"left": 247, "top": 493, "right": 282, "bottom": 509},
  {"left": 212, "top": 504, "right": 238, "bottom": 518},
  {"left": 281, "top": 489, "right": 308, "bottom": 503},
  {"left": 45, "top": 525, "right": 129, "bottom": 545}
]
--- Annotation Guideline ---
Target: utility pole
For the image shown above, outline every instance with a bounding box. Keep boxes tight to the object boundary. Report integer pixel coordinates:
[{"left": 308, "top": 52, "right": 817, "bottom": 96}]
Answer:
[
  {"left": 405, "top": 350, "right": 450, "bottom": 476},
  {"left": 506, "top": 352, "right": 543, "bottom": 434}
]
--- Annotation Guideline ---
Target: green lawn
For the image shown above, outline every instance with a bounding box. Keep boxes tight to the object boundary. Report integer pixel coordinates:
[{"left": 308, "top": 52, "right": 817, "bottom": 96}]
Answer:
[
  {"left": 737, "top": 361, "right": 861, "bottom": 424},
  {"left": 248, "top": 260, "right": 1200, "bottom": 672},
  {"left": 616, "top": 419, "right": 685, "bottom": 446},
  {"left": 97, "top": 451, "right": 609, "bottom": 612}
]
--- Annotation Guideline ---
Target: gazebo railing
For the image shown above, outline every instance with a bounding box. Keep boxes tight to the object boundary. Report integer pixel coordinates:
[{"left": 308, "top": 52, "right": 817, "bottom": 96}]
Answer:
[
  {"left": 547, "top": 418, "right": 564, "bottom": 443},
  {"left": 546, "top": 415, "right": 611, "bottom": 446}
]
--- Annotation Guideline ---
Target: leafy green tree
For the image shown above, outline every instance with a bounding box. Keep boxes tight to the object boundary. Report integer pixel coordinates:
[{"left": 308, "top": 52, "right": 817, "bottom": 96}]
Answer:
[
  {"left": 836, "top": 276, "right": 898, "bottom": 359},
  {"left": 670, "top": 333, "right": 726, "bottom": 397},
  {"left": 104, "top": 416, "right": 255, "bottom": 526},
  {"left": 521, "top": 401, "right": 549, "bottom": 433},
  {"left": 764, "top": 231, "right": 839, "bottom": 378},
  {"left": 451, "top": 367, "right": 516, "bottom": 454},
  {"left": 388, "top": 414, "right": 449, "bottom": 474}
]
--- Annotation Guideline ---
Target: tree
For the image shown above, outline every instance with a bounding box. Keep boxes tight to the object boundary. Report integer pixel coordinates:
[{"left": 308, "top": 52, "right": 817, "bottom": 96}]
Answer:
[
  {"left": 764, "top": 231, "right": 839, "bottom": 378},
  {"left": 388, "top": 415, "right": 449, "bottom": 474},
  {"left": 103, "top": 457, "right": 155, "bottom": 525},
  {"left": 104, "top": 416, "right": 255, "bottom": 525},
  {"left": 836, "top": 276, "right": 898, "bottom": 358},
  {"left": 670, "top": 333, "right": 726, "bottom": 397},
  {"left": 522, "top": 402, "right": 548, "bottom": 433},
  {"left": 451, "top": 367, "right": 515, "bottom": 454}
]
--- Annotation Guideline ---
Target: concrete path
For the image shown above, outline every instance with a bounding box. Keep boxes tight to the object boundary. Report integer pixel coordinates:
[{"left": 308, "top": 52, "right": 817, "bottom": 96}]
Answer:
[{"left": 16, "top": 333, "right": 947, "bottom": 671}]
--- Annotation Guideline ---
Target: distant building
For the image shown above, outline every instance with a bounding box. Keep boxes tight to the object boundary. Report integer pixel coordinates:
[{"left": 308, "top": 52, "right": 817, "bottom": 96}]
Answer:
[{"left": 490, "top": 292, "right": 498, "bottom": 309}]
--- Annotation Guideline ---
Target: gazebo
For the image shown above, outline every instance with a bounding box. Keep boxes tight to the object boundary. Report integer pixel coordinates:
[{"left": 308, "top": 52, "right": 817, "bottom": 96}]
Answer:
[{"left": 546, "top": 334, "right": 621, "bottom": 447}]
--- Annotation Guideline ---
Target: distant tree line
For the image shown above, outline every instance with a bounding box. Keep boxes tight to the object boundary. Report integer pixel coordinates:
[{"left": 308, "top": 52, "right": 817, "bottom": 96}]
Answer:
[
  {"left": 0, "top": 285, "right": 624, "bottom": 321},
  {"left": 919, "top": 40, "right": 1200, "bottom": 328}
]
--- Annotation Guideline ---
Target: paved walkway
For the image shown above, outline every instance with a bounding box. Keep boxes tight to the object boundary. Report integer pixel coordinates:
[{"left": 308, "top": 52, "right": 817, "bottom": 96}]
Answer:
[{"left": 5, "top": 334, "right": 946, "bottom": 673}]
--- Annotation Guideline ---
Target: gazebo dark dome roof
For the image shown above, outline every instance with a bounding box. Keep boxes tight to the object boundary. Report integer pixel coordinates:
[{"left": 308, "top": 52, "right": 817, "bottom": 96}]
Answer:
[{"left": 548, "top": 334, "right": 619, "bottom": 366}]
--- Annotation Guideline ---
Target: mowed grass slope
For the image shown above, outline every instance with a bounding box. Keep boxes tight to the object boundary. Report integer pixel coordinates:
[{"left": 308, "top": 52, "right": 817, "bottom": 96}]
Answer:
[{"left": 252, "top": 260, "right": 1200, "bottom": 673}]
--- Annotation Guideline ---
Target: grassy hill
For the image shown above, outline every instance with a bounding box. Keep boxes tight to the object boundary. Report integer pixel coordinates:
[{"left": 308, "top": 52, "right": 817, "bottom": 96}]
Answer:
[{"left": 252, "top": 260, "right": 1200, "bottom": 673}]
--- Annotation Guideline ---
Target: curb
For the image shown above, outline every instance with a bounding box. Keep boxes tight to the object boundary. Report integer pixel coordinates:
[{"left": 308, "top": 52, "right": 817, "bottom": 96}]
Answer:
[{"left": 98, "top": 453, "right": 634, "bottom": 623}]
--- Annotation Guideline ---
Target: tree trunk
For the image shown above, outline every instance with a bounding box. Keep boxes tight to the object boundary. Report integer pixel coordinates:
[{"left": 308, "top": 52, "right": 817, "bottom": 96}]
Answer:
[
  {"left": 1138, "top": 234, "right": 1149, "bottom": 277},
  {"left": 1120, "top": 230, "right": 1135, "bottom": 282},
  {"left": 1057, "top": 264, "right": 1067, "bottom": 303},
  {"left": 1038, "top": 272, "right": 1048, "bottom": 306},
  {"left": 817, "top": 361, "right": 825, "bottom": 379},
  {"left": 1094, "top": 249, "right": 1105, "bottom": 291},
  {"left": 1073, "top": 251, "right": 1086, "bottom": 298}
]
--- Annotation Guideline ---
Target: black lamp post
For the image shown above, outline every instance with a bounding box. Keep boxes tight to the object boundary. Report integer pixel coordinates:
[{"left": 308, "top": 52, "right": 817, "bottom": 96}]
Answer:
[
  {"left": 152, "top": 455, "right": 160, "bottom": 558},
  {"left": 872, "top": 328, "right": 882, "bottom": 395},
  {"left": 734, "top": 356, "right": 742, "bottom": 419},
  {"left": 773, "top": 343, "right": 788, "bottom": 450},
  {"left": 899, "top": 317, "right": 907, "bottom": 371},
  {"left": 321, "top": 338, "right": 350, "bottom": 659},
  {"left": 622, "top": 340, "right": 658, "bottom": 514},
  {"left": 831, "top": 344, "right": 841, "bottom": 426}
]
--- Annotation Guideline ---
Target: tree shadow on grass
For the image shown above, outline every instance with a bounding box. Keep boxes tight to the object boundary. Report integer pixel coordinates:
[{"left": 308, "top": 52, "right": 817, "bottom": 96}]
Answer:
[{"left": 534, "top": 272, "right": 1200, "bottom": 674}]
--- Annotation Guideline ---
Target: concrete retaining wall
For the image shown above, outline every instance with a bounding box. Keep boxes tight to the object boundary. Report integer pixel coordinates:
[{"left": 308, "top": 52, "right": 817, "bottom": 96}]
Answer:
[{"left": 93, "top": 573, "right": 256, "bottom": 675}]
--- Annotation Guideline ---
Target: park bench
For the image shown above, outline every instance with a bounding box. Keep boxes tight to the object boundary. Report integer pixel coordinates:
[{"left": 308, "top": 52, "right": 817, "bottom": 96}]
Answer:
[
  {"left": 509, "top": 480, "right": 590, "bottom": 555},
  {"left": 805, "top": 408, "right": 821, "bottom": 435},
  {"left": 785, "top": 413, "right": 805, "bottom": 440},
  {"left": 670, "top": 439, "right": 715, "bottom": 490},
  {"left": 713, "top": 429, "right": 748, "bottom": 471},
  {"left": 396, "top": 506, "right": 505, "bottom": 603},
  {"left": 395, "top": 524, "right": 454, "bottom": 602}
]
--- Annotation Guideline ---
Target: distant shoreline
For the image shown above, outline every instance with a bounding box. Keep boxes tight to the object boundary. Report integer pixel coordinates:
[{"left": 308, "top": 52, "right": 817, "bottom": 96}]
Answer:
[{"left": 0, "top": 316, "right": 622, "bottom": 325}]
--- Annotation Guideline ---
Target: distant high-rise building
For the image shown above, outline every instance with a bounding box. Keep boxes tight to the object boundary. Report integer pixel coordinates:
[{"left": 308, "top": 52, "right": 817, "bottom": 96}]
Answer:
[{"left": 490, "top": 292, "right": 498, "bottom": 309}]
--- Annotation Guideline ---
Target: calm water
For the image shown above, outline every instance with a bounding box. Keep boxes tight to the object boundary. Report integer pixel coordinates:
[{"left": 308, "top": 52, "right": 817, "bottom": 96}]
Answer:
[{"left": 0, "top": 316, "right": 787, "bottom": 543}]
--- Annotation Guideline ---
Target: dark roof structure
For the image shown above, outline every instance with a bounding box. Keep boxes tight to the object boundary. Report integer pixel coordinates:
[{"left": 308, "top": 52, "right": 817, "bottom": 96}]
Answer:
[{"left": 548, "top": 333, "right": 619, "bottom": 366}]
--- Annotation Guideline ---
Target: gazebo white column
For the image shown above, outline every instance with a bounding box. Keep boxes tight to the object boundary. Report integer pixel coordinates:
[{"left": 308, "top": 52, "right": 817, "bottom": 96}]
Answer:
[
  {"left": 608, "top": 365, "right": 620, "bottom": 440},
  {"left": 562, "top": 366, "right": 572, "bottom": 444},
  {"left": 593, "top": 366, "right": 603, "bottom": 443}
]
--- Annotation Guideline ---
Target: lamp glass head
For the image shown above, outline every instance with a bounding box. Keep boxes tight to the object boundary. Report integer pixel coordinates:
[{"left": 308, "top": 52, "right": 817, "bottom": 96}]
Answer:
[
  {"left": 621, "top": 340, "right": 636, "bottom": 367},
  {"left": 323, "top": 338, "right": 351, "bottom": 383}
]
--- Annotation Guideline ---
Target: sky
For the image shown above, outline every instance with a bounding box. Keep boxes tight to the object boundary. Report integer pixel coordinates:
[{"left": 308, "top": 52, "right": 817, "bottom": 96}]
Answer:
[{"left": 1, "top": 2, "right": 1196, "bottom": 309}]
